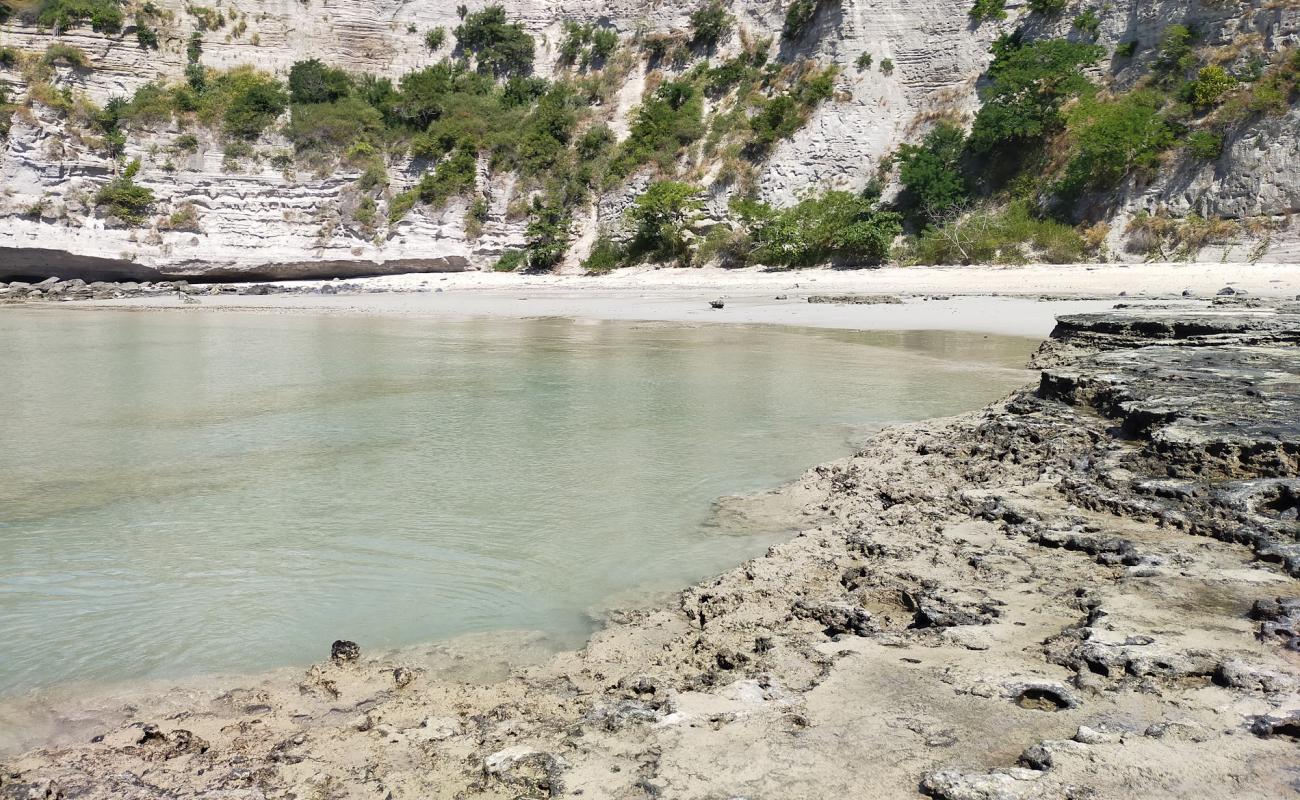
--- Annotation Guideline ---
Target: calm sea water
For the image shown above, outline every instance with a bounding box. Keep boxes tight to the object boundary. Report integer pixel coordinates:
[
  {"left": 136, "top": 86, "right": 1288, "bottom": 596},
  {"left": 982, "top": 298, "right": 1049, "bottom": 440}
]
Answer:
[{"left": 0, "top": 308, "right": 1034, "bottom": 696}]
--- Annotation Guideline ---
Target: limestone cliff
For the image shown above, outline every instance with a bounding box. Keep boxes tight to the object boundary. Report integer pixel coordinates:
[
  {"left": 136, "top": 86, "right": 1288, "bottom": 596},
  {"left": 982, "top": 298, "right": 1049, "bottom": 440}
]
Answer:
[{"left": 0, "top": 0, "right": 1296, "bottom": 279}]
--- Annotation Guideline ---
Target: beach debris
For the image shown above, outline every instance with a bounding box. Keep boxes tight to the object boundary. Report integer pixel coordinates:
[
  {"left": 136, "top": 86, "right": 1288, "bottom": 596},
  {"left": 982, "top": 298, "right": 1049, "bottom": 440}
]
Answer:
[
  {"left": 330, "top": 639, "right": 361, "bottom": 664},
  {"left": 710, "top": 299, "right": 725, "bottom": 309}
]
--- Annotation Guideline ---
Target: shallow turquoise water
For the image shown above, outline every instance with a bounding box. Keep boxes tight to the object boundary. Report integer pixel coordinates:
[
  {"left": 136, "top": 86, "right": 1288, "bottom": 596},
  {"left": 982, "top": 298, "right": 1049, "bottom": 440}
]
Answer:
[{"left": 0, "top": 309, "right": 1033, "bottom": 696}]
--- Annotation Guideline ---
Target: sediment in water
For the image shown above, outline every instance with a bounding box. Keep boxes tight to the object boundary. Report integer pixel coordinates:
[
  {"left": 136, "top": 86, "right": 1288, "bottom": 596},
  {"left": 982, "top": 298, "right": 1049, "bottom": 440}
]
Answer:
[{"left": 3, "top": 301, "right": 1298, "bottom": 799}]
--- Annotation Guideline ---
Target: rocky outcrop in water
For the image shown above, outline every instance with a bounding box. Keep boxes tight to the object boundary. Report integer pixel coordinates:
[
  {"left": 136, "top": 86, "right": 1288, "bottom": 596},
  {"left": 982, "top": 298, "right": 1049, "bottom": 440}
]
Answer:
[{"left": 2, "top": 303, "right": 1297, "bottom": 798}]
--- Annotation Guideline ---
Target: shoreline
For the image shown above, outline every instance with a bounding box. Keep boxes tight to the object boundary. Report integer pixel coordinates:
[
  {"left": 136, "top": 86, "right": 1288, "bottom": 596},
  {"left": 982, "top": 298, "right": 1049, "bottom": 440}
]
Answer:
[
  {"left": 2, "top": 294, "right": 1298, "bottom": 799},
  {"left": 10, "top": 260, "right": 1300, "bottom": 339}
]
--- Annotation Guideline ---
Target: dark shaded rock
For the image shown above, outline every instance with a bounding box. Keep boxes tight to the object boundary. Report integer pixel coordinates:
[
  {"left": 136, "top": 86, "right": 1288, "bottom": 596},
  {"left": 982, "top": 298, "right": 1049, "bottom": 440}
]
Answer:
[
  {"left": 1249, "top": 711, "right": 1300, "bottom": 741},
  {"left": 793, "top": 600, "right": 874, "bottom": 637},
  {"left": 330, "top": 640, "right": 360, "bottom": 664}
]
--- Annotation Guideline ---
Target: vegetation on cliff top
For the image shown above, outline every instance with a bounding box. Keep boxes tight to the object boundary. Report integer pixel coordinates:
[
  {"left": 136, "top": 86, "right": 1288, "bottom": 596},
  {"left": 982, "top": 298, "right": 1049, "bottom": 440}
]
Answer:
[{"left": 3, "top": 0, "right": 1296, "bottom": 264}]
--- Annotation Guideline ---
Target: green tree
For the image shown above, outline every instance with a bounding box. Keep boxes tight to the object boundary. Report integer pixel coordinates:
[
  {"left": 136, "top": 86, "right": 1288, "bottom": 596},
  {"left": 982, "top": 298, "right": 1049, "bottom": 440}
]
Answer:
[
  {"left": 627, "top": 181, "right": 704, "bottom": 263},
  {"left": 288, "top": 59, "right": 352, "bottom": 105},
  {"left": 455, "top": 5, "right": 535, "bottom": 78},
  {"left": 967, "top": 36, "right": 1103, "bottom": 153},
  {"left": 895, "top": 122, "right": 968, "bottom": 222}
]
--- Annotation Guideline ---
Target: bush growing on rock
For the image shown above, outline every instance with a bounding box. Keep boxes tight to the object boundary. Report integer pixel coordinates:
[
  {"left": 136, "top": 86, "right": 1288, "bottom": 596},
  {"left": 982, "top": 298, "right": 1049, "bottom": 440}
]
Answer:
[
  {"left": 135, "top": 19, "right": 159, "bottom": 49},
  {"left": 737, "top": 191, "right": 902, "bottom": 268},
  {"left": 968, "top": 0, "right": 1006, "bottom": 22},
  {"left": 94, "top": 158, "right": 154, "bottom": 224},
  {"left": 782, "top": 0, "right": 817, "bottom": 39},
  {"left": 1186, "top": 130, "right": 1223, "bottom": 160},
  {"left": 455, "top": 5, "right": 534, "bottom": 78},
  {"left": 627, "top": 180, "right": 704, "bottom": 265},
  {"left": 906, "top": 201, "right": 1083, "bottom": 265},
  {"left": 559, "top": 22, "right": 619, "bottom": 68},
  {"left": 219, "top": 72, "right": 288, "bottom": 139},
  {"left": 1027, "top": 0, "right": 1066, "bottom": 13},
  {"left": 288, "top": 59, "right": 352, "bottom": 105},
  {"left": 37, "top": 0, "right": 123, "bottom": 33},
  {"left": 1184, "top": 65, "right": 1236, "bottom": 110},
  {"left": 1056, "top": 89, "right": 1174, "bottom": 196},
  {"left": 286, "top": 96, "right": 384, "bottom": 155},
  {"left": 689, "top": 1, "right": 732, "bottom": 49},
  {"left": 43, "top": 42, "right": 90, "bottom": 68},
  {"left": 894, "top": 122, "right": 968, "bottom": 223},
  {"left": 608, "top": 77, "right": 705, "bottom": 178},
  {"left": 425, "top": 27, "right": 446, "bottom": 52},
  {"left": 967, "top": 36, "right": 1103, "bottom": 154}
]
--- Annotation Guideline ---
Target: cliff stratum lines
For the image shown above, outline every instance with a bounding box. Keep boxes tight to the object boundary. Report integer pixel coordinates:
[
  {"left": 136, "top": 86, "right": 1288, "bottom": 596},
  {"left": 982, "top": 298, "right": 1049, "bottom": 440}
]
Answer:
[{"left": 1, "top": 0, "right": 1298, "bottom": 279}]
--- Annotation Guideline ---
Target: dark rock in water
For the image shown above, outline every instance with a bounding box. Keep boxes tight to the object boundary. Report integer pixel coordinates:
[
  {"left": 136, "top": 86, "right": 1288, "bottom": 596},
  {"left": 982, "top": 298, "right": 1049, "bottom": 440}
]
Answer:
[
  {"left": 709, "top": 299, "right": 725, "bottom": 309},
  {"left": 330, "top": 639, "right": 360, "bottom": 664},
  {"left": 1182, "top": 288, "right": 1195, "bottom": 297},
  {"left": 1217, "top": 286, "right": 1237, "bottom": 296},
  {"left": 774, "top": 294, "right": 788, "bottom": 300}
]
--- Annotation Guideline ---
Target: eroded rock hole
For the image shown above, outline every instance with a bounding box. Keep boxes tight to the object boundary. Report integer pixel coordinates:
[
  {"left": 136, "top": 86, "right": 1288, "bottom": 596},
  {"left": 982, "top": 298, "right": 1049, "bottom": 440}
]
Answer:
[{"left": 1015, "top": 688, "right": 1070, "bottom": 712}]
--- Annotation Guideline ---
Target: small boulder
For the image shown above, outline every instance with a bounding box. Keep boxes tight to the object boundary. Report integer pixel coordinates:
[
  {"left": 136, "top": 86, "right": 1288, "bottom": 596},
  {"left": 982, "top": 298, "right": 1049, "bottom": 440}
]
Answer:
[{"left": 330, "top": 639, "right": 361, "bottom": 664}]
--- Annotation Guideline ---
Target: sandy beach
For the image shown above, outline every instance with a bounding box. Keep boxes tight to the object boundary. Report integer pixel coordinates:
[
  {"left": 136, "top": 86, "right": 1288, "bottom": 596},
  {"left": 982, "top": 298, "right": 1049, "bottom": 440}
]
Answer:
[{"left": 33, "top": 261, "right": 1297, "bottom": 339}]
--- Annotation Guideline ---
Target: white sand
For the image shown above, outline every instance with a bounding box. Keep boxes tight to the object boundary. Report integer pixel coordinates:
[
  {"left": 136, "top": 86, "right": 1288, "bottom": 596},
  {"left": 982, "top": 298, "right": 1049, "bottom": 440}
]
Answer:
[{"left": 72, "top": 262, "right": 1300, "bottom": 339}]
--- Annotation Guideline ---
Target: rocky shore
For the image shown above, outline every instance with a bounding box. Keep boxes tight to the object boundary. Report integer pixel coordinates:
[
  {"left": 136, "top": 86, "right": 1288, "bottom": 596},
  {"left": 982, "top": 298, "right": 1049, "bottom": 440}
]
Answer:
[
  {"left": 0, "top": 278, "right": 417, "bottom": 303},
  {"left": 3, "top": 302, "right": 1298, "bottom": 799}
]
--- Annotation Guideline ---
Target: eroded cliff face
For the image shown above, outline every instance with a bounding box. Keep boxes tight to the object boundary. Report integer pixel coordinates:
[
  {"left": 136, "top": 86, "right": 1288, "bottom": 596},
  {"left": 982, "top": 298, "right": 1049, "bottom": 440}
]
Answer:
[{"left": 0, "top": 0, "right": 1296, "bottom": 279}]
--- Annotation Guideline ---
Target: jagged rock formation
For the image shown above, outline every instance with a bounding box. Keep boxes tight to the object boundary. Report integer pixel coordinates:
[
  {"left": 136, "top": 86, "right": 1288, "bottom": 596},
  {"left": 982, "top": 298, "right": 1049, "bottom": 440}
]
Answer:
[
  {"left": 2, "top": 303, "right": 1296, "bottom": 798},
  {"left": 1, "top": 0, "right": 1297, "bottom": 279}
]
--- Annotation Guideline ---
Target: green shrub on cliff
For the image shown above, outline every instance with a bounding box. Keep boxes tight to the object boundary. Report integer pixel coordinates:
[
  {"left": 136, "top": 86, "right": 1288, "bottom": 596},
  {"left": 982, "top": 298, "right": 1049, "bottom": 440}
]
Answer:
[
  {"left": 455, "top": 5, "right": 534, "bottom": 78},
  {"left": 94, "top": 158, "right": 154, "bottom": 224},
  {"left": 967, "top": 36, "right": 1103, "bottom": 153},
  {"left": 288, "top": 59, "right": 353, "bottom": 105},
  {"left": 782, "top": 0, "right": 819, "bottom": 40},
  {"left": 37, "top": 0, "right": 123, "bottom": 33},
  {"left": 1055, "top": 90, "right": 1174, "bottom": 196},
  {"left": 608, "top": 77, "right": 705, "bottom": 178},
  {"left": 1186, "top": 130, "right": 1223, "bottom": 160},
  {"left": 626, "top": 180, "right": 704, "bottom": 265},
  {"left": 689, "top": 1, "right": 732, "bottom": 49},
  {"left": 969, "top": 0, "right": 1006, "bottom": 22},
  {"left": 737, "top": 191, "right": 902, "bottom": 268},
  {"left": 894, "top": 122, "right": 968, "bottom": 222},
  {"left": 286, "top": 96, "right": 384, "bottom": 154},
  {"left": 219, "top": 72, "right": 288, "bottom": 139}
]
